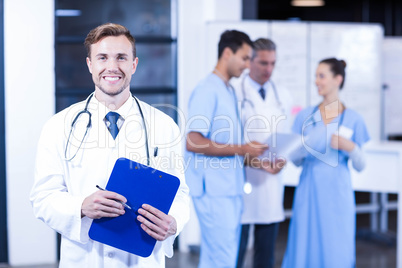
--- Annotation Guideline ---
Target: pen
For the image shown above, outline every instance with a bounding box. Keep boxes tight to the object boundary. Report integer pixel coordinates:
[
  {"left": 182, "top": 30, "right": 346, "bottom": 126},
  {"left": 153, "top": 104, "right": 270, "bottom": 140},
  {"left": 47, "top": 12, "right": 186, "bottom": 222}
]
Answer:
[
  {"left": 96, "top": 185, "right": 132, "bottom": 210},
  {"left": 154, "top": 147, "right": 158, "bottom": 157}
]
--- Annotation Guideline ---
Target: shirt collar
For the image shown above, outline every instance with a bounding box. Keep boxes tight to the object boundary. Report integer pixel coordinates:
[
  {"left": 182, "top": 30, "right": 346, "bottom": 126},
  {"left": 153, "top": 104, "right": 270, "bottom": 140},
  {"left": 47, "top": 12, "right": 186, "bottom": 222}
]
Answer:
[
  {"left": 114, "top": 95, "right": 133, "bottom": 119},
  {"left": 91, "top": 92, "right": 134, "bottom": 120},
  {"left": 246, "top": 75, "right": 271, "bottom": 93}
]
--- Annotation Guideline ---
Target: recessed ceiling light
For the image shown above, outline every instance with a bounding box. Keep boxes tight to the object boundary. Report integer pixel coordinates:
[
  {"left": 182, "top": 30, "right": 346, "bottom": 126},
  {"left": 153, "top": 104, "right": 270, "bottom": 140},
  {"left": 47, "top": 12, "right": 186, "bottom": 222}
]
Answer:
[
  {"left": 55, "top": 9, "right": 82, "bottom": 17},
  {"left": 291, "top": 0, "right": 325, "bottom": 7}
]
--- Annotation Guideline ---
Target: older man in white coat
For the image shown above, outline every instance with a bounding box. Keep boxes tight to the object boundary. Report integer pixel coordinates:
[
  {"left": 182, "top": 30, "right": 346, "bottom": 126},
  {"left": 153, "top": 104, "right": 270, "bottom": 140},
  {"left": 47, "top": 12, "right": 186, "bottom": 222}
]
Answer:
[
  {"left": 30, "top": 23, "right": 189, "bottom": 267},
  {"left": 233, "top": 38, "right": 293, "bottom": 268}
]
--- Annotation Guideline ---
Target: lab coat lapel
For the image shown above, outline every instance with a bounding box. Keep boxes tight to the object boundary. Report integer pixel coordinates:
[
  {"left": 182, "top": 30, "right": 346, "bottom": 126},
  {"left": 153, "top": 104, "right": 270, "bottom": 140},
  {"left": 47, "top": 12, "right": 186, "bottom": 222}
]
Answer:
[
  {"left": 116, "top": 104, "right": 149, "bottom": 166},
  {"left": 243, "top": 82, "right": 284, "bottom": 142}
]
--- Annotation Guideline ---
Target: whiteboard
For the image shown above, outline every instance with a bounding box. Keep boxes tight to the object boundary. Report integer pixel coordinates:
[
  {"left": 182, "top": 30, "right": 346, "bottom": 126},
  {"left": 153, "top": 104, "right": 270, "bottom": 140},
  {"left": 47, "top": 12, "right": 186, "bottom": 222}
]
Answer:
[
  {"left": 309, "top": 22, "right": 383, "bottom": 141},
  {"left": 270, "top": 21, "right": 308, "bottom": 110},
  {"left": 383, "top": 37, "right": 402, "bottom": 136},
  {"left": 206, "top": 21, "right": 384, "bottom": 141}
]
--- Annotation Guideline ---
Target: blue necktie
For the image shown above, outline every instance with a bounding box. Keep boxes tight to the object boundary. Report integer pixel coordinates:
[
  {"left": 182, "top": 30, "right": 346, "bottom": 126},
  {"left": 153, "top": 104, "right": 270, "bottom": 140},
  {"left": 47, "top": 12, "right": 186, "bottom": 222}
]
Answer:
[
  {"left": 105, "top": 112, "right": 120, "bottom": 140},
  {"left": 259, "top": 87, "right": 266, "bottom": 100}
]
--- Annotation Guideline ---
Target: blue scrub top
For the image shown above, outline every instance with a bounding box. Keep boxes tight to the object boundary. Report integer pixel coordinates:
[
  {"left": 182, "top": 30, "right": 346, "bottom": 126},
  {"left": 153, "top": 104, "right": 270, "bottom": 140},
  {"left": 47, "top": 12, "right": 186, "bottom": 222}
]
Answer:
[
  {"left": 292, "top": 106, "right": 370, "bottom": 168},
  {"left": 185, "top": 73, "right": 245, "bottom": 197}
]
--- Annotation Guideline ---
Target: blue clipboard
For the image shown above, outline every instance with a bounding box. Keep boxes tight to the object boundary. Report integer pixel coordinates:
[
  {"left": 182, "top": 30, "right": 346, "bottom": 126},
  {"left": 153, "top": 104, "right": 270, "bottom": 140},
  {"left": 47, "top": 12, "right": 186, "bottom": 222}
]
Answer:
[{"left": 88, "top": 158, "right": 180, "bottom": 257}]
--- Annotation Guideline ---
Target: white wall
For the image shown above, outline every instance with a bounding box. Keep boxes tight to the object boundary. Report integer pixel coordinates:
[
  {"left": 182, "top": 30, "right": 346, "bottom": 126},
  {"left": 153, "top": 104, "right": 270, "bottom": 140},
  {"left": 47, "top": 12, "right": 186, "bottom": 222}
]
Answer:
[
  {"left": 177, "top": 0, "right": 242, "bottom": 125},
  {"left": 177, "top": 0, "right": 242, "bottom": 252},
  {"left": 4, "top": 0, "right": 56, "bottom": 265}
]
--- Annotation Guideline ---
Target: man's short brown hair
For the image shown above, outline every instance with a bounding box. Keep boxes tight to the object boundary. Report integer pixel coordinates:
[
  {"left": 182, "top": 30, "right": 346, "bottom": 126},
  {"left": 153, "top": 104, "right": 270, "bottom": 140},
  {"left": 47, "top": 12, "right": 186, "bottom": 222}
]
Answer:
[{"left": 84, "top": 23, "right": 136, "bottom": 58}]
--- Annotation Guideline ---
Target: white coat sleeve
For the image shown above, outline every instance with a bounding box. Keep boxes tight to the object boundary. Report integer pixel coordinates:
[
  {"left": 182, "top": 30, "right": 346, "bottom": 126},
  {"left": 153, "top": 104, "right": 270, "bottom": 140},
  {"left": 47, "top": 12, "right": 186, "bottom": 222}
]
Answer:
[
  {"left": 157, "top": 121, "right": 190, "bottom": 258},
  {"left": 30, "top": 116, "right": 92, "bottom": 244}
]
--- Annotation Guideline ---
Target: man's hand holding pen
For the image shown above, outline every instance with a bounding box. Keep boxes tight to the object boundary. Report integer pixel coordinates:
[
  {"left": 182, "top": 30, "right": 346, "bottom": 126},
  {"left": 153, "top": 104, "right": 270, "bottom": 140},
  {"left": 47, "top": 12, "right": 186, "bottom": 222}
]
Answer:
[{"left": 81, "top": 189, "right": 127, "bottom": 219}]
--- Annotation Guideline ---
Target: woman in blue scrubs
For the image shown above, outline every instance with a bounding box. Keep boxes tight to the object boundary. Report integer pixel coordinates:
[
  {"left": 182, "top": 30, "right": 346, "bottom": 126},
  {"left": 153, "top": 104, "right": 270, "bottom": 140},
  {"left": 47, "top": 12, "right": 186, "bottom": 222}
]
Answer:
[{"left": 282, "top": 58, "right": 370, "bottom": 268}]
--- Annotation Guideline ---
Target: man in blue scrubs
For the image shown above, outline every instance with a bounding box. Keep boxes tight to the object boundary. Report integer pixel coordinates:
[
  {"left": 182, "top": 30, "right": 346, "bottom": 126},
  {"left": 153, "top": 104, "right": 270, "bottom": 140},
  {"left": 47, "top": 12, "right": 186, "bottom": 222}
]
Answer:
[{"left": 185, "top": 30, "right": 268, "bottom": 268}]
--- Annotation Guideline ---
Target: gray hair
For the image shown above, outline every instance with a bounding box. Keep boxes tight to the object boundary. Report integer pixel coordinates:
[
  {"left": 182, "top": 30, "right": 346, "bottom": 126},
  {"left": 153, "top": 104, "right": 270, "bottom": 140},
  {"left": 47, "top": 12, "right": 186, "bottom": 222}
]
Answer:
[{"left": 252, "top": 38, "right": 276, "bottom": 58}]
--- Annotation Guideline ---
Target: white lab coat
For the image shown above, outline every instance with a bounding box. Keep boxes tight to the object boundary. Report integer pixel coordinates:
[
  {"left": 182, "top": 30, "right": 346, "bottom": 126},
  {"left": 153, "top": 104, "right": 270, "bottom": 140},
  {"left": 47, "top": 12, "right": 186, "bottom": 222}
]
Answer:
[
  {"left": 233, "top": 74, "right": 292, "bottom": 224},
  {"left": 30, "top": 95, "right": 190, "bottom": 268}
]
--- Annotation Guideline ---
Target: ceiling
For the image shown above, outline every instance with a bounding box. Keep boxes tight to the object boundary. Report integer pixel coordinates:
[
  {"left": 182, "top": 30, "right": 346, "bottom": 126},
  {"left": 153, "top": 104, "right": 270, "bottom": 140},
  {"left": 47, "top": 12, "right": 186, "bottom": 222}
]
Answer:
[{"left": 246, "top": 0, "right": 402, "bottom": 36}]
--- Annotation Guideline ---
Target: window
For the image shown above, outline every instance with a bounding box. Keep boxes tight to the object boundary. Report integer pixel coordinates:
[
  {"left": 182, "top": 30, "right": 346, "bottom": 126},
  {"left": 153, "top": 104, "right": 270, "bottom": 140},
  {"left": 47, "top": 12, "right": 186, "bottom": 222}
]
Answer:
[{"left": 55, "top": 0, "right": 177, "bottom": 120}]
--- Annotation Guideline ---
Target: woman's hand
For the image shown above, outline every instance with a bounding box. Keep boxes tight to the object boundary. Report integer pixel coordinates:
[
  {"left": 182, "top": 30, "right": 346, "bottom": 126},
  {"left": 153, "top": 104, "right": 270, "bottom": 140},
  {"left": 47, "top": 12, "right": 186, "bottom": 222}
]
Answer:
[{"left": 331, "top": 134, "right": 355, "bottom": 152}]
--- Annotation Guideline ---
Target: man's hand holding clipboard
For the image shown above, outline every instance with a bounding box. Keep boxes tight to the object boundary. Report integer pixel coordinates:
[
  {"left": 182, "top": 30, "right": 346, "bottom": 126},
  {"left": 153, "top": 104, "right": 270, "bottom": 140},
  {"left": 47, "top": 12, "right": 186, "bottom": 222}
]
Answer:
[
  {"left": 137, "top": 203, "right": 177, "bottom": 241},
  {"left": 88, "top": 158, "right": 181, "bottom": 257}
]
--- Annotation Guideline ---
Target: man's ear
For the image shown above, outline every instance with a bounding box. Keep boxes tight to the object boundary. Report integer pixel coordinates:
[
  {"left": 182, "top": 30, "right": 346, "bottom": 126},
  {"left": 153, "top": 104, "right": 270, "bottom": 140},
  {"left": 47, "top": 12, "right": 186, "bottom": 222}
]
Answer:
[
  {"left": 86, "top": 57, "right": 92, "bottom": 74},
  {"left": 222, "top": 47, "right": 233, "bottom": 60},
  {"left": 132, "top": 57, "right": 139, "bottom": 75}
]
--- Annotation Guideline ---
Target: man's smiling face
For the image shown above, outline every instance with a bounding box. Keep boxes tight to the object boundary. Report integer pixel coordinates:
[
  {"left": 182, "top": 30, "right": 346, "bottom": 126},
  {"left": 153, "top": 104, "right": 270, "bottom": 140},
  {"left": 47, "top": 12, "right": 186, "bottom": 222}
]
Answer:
[{"left": 86, "top": 35, "right": 138, "bottom": 97}]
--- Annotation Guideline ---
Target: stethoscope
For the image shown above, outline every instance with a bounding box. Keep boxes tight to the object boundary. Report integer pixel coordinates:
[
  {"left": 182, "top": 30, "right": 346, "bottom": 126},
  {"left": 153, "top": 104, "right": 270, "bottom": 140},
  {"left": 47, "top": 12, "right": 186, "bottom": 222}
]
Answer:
[
  {"left": 300, "top": 104, "right": 347, "bottom": 166},
  {"left": 64, "top": 93, "right": 150, "bottom": 165},
  {"left": 240, "top": 73, "right": 285, "bottom": 115},
  {"left": 238, "top": 74, "right": 287, "bottom": 195}
]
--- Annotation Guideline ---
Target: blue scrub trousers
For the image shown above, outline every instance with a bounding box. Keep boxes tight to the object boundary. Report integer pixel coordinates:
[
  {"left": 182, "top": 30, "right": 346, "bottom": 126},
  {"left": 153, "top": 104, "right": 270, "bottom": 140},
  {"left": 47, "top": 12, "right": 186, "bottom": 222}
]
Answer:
[
  {"left": 236, "top": 223, "right": 280, "bottom": 268},
  {"left": 193, "top": 195, "right": 242, "bottom": 268}
]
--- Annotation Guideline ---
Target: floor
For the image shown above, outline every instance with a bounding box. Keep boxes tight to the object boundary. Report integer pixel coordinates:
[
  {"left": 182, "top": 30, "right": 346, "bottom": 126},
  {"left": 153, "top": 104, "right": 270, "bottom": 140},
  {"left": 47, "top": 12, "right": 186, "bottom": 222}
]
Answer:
[
  {"left": 165, "top": 197, "right": 398, "bottom": 268},
  {"left": 1, "top": 193, "right": 397, "bottom": 268},
  {"left": 1, "top": 218, "right": 396, "bottom": 268},
  {"left": 166, "top": 218, "right": 397, "bottom": 268}
]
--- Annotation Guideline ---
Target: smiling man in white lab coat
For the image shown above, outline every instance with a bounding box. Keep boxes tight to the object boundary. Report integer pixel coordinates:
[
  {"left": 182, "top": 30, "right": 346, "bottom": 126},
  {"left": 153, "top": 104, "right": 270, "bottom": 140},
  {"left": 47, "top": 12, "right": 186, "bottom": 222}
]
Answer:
[
  {"left": 30, "top": 23, "right": 189, "bottom": 268},
  {"left": 233, "top": 38, "right": 293, "bottom": 268}
]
